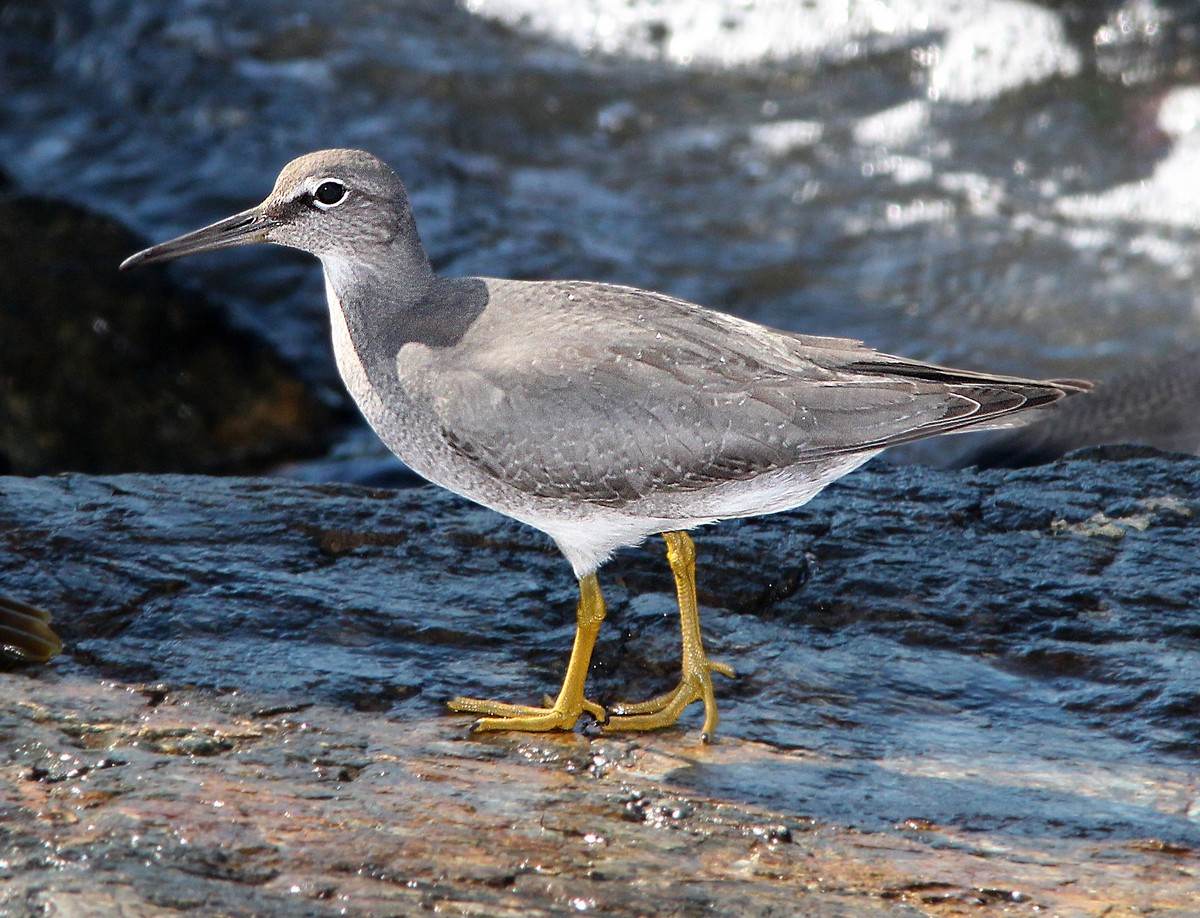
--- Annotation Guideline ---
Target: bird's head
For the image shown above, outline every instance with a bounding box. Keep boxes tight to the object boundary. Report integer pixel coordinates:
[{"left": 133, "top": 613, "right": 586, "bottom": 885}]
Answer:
[{"left": 120, "top": 149, "right": 418, "bottom": 270}]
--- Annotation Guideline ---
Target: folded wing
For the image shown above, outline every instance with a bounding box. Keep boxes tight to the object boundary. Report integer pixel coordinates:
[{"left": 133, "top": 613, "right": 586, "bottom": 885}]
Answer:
[{"left": 413, "top": 280, "right": 1088, "bottom": 508}]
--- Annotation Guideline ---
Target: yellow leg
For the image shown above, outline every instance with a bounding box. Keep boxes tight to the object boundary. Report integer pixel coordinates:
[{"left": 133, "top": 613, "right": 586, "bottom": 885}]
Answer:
[
  {"left": 606, "top": 531, "right": 735, "bottom": 742},
  {"left": 449, "top": 573, "right": 607, "bottom": 732}
]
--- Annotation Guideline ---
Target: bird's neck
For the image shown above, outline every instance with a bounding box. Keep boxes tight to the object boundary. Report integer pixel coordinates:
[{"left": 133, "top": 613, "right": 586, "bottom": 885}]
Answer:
[
  {"left": 321, "top": 241, "right": 433, "bottom": 347},
  {"left": 323, "top": 237, "right": 435, "bottom": 309},
  {"left": 320, "top": 246, "right": 488, "bottom": 375}
]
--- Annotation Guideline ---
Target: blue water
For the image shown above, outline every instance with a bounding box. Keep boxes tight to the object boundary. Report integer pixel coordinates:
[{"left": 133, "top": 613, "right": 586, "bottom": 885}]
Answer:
[{"left": 4, "top": 0, "right": 1199, "bottom": 398}]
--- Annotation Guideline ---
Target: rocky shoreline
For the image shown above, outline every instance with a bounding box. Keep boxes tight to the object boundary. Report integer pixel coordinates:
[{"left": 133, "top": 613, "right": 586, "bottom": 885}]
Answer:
[{"left": 1, "top": 456, "right": 1196, "bottom": 915}]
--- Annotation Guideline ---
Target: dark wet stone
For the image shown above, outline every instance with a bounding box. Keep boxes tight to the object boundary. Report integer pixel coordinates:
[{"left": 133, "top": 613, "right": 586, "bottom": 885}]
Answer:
[
  {"left": 0, "top": 458, "right": 1198, "bottom": 914},
  {"left": 0, "top": 193, "right": 336, "bottom": 475}
]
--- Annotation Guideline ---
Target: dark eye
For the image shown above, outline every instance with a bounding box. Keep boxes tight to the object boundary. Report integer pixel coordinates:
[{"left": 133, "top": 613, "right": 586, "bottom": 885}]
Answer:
[{"left": 313, "top": 180, "right": 346, "bottom": 207}]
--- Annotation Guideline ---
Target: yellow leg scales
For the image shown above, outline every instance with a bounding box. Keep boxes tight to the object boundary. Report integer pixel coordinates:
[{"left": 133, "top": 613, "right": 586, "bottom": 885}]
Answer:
[
  {"left": 449, "top": 573, "right": 608, "bottom": 732},
  {"left": 448, "top": 531, "right": 733, "bottom": 740},
  {"left": 606, "top": 531, "right": 734, "bottom": 742}
]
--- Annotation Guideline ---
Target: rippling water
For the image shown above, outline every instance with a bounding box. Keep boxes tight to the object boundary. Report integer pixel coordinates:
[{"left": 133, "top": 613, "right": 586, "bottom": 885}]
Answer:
[{"left": 4, "top": 1, "right": 1200, "bottom": 396}]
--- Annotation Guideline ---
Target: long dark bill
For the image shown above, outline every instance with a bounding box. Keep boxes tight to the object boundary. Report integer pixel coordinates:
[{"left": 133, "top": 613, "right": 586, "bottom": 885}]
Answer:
[{"left": 119, "top": 206, "right": 276, "bottom": 270}]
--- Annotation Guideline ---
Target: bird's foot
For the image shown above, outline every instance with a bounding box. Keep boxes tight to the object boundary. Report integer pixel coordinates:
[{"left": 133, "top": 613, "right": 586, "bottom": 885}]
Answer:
[
  {"left": 450, "top": 572, "right": 609, "bottom": 735},
  {"left": 605, "top": 659, "right": 735, "bottom": 742},
  {"left": 0, "top": 593, "right": 63, "bottom": 664},
  {"left": 448, "top": 693, "right": 607, "bottom": 734}
]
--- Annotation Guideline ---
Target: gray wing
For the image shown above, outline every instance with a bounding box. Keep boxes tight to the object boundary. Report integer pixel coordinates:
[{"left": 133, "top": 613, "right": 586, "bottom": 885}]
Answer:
[{"left": 411, "top": 279, "right": 1085, "bottom": 508}]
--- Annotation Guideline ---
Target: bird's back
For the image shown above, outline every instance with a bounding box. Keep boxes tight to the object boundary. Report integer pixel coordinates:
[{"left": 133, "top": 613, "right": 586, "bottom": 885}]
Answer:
[{"left": 395, "top": 277, "right": 1087, "bottom": 519}]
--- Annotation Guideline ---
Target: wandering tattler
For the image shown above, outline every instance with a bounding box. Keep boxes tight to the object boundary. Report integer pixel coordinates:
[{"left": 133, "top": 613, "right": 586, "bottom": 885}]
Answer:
[{"left": 122, "top": 149, "right": 1089, "bottom": 740}]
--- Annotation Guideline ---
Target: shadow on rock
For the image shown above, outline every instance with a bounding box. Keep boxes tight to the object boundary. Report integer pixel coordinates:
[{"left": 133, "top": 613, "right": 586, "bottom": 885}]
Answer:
[{"left": 959, "top": 348, "right": 1200, "bottom": 469}]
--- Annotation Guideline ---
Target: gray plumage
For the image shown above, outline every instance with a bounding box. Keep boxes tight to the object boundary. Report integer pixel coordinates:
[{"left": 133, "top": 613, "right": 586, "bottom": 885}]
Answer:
[{"left": 122, "top": 149, "right": 1089, "bottom": 578}]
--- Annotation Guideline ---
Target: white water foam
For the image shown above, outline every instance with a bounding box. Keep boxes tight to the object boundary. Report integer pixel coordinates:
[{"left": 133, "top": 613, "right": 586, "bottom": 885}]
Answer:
[
  {"left": 465, "top": 0, "right": 1081, "bottom": 102},
  {"left": 1057, "top": 85, "right": 1200, "bottom": 229}
]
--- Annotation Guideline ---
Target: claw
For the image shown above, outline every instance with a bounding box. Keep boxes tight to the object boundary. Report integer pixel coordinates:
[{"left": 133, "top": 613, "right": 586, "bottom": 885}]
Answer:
[
  {"left": 448, "top": 573, "right": 607, "bottom": 735},
  {"left": 450, "top": 693, "right": 606, "bottom": 733},
  {"left": 605, "top": 658, "right": 733, "bottom": 736},
  {"left": 602, "top": 532, "right": 734, "bottom": 740}
]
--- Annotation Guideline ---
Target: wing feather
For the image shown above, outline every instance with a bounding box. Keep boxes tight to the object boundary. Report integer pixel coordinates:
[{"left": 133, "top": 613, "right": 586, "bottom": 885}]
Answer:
[{"left": 408, "top": 279, "right": 1086, "bottom": 507}]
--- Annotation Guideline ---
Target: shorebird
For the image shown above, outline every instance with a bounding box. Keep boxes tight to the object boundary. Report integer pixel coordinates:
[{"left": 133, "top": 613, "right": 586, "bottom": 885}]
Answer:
[{"left": 122, "top": 149, "right": 1089, "bottom": 740}]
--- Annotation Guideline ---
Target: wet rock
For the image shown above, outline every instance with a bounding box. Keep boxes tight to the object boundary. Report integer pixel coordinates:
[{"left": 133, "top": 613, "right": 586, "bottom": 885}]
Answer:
[
  {"left": 0, "top": 193, "right": 336, "bottom": 475},
  {"left": 0, "top": 457, "right": 1198, "bottom": 915}
]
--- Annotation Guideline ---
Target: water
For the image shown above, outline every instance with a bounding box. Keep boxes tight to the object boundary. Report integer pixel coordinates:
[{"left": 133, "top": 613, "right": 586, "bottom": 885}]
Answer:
[{"left": 3, "top": 0, "right": 1199, "bottom": 411}]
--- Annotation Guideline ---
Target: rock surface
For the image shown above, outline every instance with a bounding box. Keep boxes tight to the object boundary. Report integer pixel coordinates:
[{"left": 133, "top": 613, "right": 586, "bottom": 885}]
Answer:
[{"left": 1, "top": 454, "right": 1198, "bottom": 915}]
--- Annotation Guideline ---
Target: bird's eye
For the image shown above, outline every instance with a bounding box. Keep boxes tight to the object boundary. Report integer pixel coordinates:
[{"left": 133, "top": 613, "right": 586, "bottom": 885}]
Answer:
[{"left": 312, "top": 180, "right": 346, "bottom": 208}]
